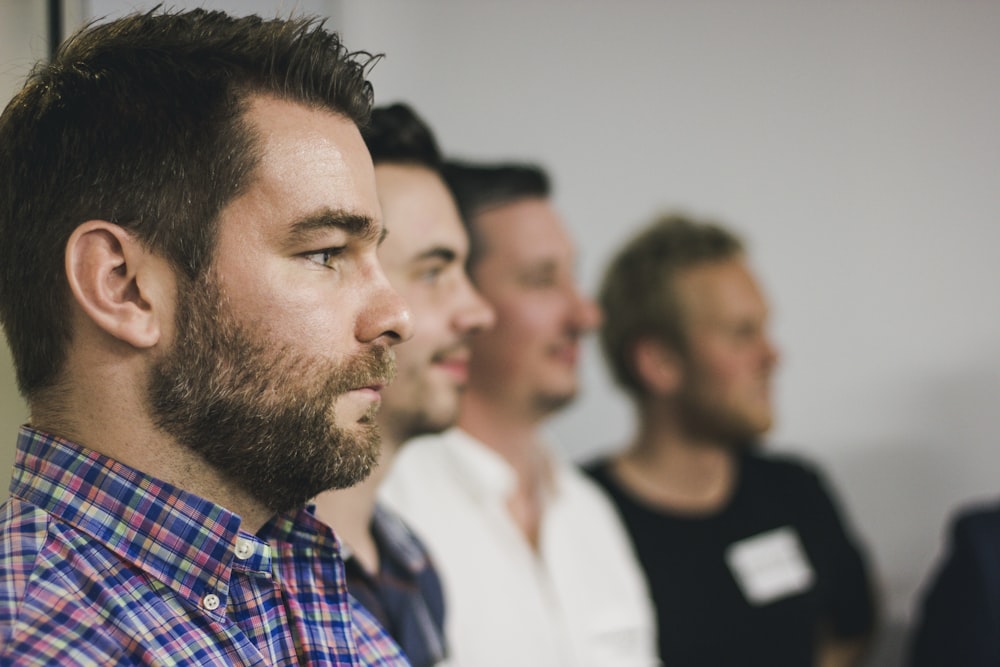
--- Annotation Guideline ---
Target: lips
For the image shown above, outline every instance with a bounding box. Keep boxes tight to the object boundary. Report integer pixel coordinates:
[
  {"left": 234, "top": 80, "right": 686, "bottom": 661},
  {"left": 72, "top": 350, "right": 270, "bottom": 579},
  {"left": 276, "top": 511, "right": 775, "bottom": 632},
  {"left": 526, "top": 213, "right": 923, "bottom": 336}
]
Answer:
[
  {"left": 549, "top": 341, "right": 580, "bottom": 366},
  {"left": 431, "top": 345, "right": 472, "bottom": 382},
  {"left": 350, "top": 385, "right": 383, "bottom": 398}
]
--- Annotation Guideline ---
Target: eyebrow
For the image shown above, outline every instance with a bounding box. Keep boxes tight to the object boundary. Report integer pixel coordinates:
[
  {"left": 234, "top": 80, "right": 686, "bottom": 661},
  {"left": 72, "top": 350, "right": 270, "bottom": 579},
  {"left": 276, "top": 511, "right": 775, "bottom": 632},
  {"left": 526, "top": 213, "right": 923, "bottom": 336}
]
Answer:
[
  {"left": 287, "top": 209, "right": 385, "bottom": 246},
  {"left": 413, "top": 246, "right": 458, "bottom": 264}
]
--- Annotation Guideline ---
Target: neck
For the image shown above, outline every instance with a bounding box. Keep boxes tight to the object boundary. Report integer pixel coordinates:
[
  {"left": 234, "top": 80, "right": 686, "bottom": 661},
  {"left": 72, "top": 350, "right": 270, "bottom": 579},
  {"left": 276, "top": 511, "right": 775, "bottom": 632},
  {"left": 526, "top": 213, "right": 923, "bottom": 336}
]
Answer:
[
  {"left": 612, "top": 402, "right": 737, "bottom": 514},
  {"left": 459, "top": 389, "right": 548, "bottom": 479},
  {"left": 311, "top": 433, "right": 399, "bottom": 574},
  {"left": 31, "top": 378, "right": 275, "bottom": 534},
  {"left": 459, "top": 389, "right": 551, "bottom": 549}
]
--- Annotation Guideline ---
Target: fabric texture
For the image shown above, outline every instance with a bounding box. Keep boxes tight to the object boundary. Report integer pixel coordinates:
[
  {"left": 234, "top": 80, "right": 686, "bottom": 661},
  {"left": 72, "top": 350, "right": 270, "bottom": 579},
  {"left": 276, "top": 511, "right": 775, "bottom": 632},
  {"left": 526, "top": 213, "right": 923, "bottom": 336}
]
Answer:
[
  {"left": 380, "top": 427, "right": 658, "bottom": 667},
  {"left": 344, "top": 504, "right": 447, "bottom": 667},
  {"left": 908, "top": 502, "right": 1000, "bottom": 667},
  {"left": 0, "top": 426, "right": 409, "bottom": 666},
  {"left": 585, "top": 450, "right": 875, "bottom": 667}
]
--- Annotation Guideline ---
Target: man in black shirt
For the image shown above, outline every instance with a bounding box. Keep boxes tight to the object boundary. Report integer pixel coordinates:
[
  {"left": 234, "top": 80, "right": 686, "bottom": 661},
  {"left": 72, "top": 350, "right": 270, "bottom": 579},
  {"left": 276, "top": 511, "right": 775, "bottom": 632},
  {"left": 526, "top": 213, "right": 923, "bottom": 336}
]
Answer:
[{"left": 585, "top": 214, "right": 877, "bottom": 666}]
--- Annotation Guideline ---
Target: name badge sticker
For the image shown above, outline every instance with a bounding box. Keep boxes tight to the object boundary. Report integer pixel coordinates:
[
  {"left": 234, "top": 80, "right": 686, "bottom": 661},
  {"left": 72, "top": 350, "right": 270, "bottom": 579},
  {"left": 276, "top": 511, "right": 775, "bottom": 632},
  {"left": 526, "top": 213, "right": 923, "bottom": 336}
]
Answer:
[{"left": 725, "top": 526, "right": 815, "bottom": 606}]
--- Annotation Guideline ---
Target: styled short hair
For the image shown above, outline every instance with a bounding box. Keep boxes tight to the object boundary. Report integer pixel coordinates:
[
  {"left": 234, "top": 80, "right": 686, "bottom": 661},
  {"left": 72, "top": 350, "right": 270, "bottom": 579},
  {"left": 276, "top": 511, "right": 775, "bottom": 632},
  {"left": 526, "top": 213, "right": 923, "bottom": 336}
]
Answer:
[
  {"left": 363, "top": 103, "right": 443, "bottom": 170},
  {"left": 599, "top": 214, "right": 744, "bottom": 396},
  {"left": 441, "top": 161, "right": 550, "bottom": 270},
  {"left": 0, "top": 8, "right": 377, "bottom": 397}
]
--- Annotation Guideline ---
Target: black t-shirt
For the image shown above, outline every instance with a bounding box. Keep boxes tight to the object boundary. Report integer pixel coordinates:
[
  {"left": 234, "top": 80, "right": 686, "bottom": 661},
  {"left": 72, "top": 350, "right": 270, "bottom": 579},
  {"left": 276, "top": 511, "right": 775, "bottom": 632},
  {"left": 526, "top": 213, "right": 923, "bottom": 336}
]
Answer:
[{"left": 584, "top": 451, "right": 875, "bottom": 667}]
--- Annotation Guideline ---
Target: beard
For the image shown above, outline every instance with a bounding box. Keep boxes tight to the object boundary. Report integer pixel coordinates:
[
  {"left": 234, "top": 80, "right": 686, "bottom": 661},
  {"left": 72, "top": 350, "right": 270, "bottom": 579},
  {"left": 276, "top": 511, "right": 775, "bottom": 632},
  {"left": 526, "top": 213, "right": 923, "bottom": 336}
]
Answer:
[
  {"left": 147, "top": 274, "right": 394, "bottom": 515},
  {"left": 675, "top": 384, "right": 771, "bottom": 448}
]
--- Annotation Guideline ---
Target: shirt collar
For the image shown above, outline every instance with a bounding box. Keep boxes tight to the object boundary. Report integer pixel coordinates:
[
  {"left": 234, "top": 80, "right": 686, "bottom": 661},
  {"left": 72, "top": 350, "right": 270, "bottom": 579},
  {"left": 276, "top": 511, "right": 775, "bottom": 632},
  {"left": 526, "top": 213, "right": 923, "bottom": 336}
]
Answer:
[
  {"left": 369, "top": 502, "right": 428, "bottom": 574},
  {"left": 257, "top": 502, "right": 342, "bottom": 556},
  {"left": 9, "top": 426, "right": 271, "bottom": 609},
  {"left": 439, "top": 427, "right": 518, "bottom": 503}
]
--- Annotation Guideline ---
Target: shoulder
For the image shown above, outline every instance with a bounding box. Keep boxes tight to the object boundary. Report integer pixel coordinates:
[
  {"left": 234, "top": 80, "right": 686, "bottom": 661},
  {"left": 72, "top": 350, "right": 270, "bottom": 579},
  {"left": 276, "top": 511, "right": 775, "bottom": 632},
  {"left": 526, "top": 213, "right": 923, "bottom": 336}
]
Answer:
[
  {"left": 381, "top": 433, "right": 454, "bottom": 502},
  {"left": 737, "top": 451, "right": 860, "bottom": 536},
  {"left": 0, "top": 499, "right": 124, "bottom": 661},
  {"left": 558, "top": 459, "right": 618, "bottom": 508},
  {"left": 1, "top": 498, "right": 51, "bottom": 622},
  {"left": 390, "top": 432, "right": 454, "bottom": 474},
  {"left": 743, "top": 449, "right": 821, "bottom": 480},
  {"left": 945, "top": 502, "right": 1000, "bottom": 561},
  {"left": 909, "top": 501, "right": 1000, "bottom": 665},
  {"left": 371, "top": 503, "right": 434, "bottom": 567},
  {"left": 348, "top": 594, "right": 409, "bottom": 665},
  {"left": 952, "top": 502, "right": 1000, "bottom": 536},
  {"left": 740, "top": 450, "right": 832, "bottom": 498},
  {"left": 553, "top": 460, "right": 635, "bottom": 541}
]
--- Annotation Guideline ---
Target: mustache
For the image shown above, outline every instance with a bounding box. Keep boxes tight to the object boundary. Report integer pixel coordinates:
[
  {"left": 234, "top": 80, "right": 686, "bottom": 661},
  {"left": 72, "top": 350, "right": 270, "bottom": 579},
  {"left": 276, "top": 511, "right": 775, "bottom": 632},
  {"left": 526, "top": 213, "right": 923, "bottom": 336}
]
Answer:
[{"left": 333, "top": 345, "right": 396, "bottom": 393}]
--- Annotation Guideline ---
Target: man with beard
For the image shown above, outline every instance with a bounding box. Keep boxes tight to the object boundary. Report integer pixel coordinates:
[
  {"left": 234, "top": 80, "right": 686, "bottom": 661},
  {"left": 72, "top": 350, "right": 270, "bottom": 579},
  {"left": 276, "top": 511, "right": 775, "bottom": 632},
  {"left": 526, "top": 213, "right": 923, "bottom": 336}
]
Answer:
[
  {"left": 0, "top": 9, "right": 414, "bottom": 665},
  {"left": 584, "top": 215, "right": 877, "bottom": 666},
  {"left": 381, "top": 162, "right": 658, "bottom": 667},
  {"left": 313, "top": 104, "right": 494, "bottom": 667}
]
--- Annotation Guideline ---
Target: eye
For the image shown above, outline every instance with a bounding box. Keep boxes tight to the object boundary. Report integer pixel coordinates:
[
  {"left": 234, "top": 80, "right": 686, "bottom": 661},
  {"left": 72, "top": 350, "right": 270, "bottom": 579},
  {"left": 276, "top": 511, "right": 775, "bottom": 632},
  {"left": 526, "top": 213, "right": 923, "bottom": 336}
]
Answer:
[
  {"left": 731, "top": 323, "right": 760, "bottom": 341},
  {"left": 302, "top": 247, "right": 346, "bottom": 268},
  {"left": 419, "top": 263, "right": 447, "bottom": 284},
  {"left": 412, "top": 256, "right": 452, "bottom": 285},
  {"left": 521, "top": 271, "right": 558, "bottom": 288}
]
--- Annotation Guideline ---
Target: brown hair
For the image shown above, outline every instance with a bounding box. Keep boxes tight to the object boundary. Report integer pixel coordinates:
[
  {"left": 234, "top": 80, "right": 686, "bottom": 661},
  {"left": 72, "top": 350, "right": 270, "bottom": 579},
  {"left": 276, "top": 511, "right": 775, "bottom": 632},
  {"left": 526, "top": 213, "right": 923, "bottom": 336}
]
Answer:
[
  {"left": 0, "top": 8, "right": 378, "bottom": 397},
  {"left": 599, "top": 213, "right": 744, "bottom": 396}
]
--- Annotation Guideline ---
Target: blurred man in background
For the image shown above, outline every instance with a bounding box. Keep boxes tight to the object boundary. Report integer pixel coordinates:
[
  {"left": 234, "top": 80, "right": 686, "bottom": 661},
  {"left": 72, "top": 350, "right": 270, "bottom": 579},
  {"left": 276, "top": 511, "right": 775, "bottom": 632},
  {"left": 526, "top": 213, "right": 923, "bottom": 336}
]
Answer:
[
  {"left": 382, "top": 162, "right": 658, "bottom": 667},
  {"left": 586, "top": 214, "right": 877, "bottom": 667},
  {"left": 313, "top": 103, "right": 494, "bottom": 667},
  {"left": 909, "top": 500, "right": 1000, "bottom": 665}
]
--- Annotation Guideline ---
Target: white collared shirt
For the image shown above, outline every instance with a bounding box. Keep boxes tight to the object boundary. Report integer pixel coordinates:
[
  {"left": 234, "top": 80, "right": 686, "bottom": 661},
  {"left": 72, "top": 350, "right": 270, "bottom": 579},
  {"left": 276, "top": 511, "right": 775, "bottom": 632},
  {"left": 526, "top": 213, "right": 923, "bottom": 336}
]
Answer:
[{"left": 381, "top": 428, "right": 658, "bottom": 667}]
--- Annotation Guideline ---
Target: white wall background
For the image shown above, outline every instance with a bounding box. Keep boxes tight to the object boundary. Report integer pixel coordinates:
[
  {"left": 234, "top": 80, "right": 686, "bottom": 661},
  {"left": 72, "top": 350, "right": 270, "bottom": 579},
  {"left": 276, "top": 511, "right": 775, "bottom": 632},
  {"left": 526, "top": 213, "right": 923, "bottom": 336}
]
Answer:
[
  {"left": 336, "top": 1, "right": 1000, "bottom": 639},
  {"left": 4, "top": 0, "right": 1000, "bottom": 659}
]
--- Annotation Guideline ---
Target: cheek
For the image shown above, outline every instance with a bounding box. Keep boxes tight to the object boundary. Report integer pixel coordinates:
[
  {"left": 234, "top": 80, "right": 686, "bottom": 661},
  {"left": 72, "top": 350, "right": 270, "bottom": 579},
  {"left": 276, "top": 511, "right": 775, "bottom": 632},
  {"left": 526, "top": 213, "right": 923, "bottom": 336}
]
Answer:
[
  {"left": 717, "top": 354, "right": 765, "bottom": 397},
  {"left": 691, "top": 348, "right": 745, "bottom": 393},
  {"left": 260, "top": 289, "right": 360, "bottom": 357},
  {"left": 393, "top": 326, "right": 435, "bottom": 370},
  {"left": 490, "top": 297, "right": 556, "bottom": 340}
]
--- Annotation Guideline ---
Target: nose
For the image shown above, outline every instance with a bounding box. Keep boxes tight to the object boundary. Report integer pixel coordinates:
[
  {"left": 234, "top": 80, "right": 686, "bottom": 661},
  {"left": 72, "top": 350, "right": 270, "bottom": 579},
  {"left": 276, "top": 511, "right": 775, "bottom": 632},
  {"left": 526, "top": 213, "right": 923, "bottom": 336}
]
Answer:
[
  {"left": 762, "top": 335, "right": 780, "bottom": 370},
  {"left": 359, "top": 268, "right": 414, "bottom": 346},
  {"left": 571, "top": 286, "right": 603, "bottom": 333},
  {"left": 453, "top": 277, "right": 496, "bottom": 337}
]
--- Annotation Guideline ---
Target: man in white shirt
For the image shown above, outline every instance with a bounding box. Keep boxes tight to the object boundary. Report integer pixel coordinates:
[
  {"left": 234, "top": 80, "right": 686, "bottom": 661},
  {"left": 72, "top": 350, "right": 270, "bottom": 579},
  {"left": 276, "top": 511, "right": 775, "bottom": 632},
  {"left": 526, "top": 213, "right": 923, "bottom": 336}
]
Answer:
[{"left": 382, "top": 162, "right": 658, "bottom": 667}]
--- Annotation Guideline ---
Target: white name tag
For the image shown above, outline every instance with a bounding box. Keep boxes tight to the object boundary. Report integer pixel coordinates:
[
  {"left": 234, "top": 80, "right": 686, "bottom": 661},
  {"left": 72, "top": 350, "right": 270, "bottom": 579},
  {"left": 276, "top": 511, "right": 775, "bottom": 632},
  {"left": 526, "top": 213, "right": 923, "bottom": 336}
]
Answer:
[{"left": 725, "top": 526, "right": 815, "bottom": 606}]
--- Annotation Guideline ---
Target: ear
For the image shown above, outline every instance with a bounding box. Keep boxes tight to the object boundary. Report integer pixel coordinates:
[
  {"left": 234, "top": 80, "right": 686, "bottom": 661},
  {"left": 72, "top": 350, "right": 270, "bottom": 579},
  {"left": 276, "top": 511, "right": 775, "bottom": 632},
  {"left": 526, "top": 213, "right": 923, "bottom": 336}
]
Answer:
[
  {"left": 632, "top": 337, "right": 683, "bottom": 396},
  {"left": 65, "top": 221, "right": 171, "bottom": 349}
]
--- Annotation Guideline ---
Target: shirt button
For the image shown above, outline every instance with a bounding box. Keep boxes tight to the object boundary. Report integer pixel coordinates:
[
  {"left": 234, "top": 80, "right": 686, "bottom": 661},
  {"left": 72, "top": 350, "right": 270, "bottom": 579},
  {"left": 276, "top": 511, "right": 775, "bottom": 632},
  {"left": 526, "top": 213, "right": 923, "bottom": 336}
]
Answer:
[
  {"left": 234, "top": 537, "right": 254, "bottom": 560},
  {"left": 202, "top": 593, "right": 221, "bottom": 611}
]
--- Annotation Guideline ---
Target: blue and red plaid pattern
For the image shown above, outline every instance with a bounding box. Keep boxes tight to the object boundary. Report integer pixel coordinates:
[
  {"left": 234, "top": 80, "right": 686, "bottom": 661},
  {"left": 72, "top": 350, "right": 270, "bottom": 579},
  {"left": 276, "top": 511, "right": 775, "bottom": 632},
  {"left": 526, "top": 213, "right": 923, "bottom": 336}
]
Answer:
[
  {"left": 0, "top": 427, "right": 410, "bottom": 666},
  {"left": 259, "top": 508, "right": 410, "bottom": 667}
]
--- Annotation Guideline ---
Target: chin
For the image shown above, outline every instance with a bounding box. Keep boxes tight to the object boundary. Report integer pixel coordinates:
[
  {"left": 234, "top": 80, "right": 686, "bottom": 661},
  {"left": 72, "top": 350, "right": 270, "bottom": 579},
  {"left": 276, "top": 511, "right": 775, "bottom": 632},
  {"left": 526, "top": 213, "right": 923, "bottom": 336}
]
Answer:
[
  {"left": 397, "top": 402, "right": 461, "bottom": 441},
  {"left": 533, "top": 388, "right": 577, "bottom": 416}
]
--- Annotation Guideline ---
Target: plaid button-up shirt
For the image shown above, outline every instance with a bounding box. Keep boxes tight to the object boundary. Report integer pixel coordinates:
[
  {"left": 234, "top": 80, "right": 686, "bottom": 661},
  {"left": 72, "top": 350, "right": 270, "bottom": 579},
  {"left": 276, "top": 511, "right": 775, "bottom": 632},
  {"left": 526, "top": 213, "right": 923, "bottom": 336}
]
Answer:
[{"left": 0, "top": 427, "right": 410, "bottom": 666}]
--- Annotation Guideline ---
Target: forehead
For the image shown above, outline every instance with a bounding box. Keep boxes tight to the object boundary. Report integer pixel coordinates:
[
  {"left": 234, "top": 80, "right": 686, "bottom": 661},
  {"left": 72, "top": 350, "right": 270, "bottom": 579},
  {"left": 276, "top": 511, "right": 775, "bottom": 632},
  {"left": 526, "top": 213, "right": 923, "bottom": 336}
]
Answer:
[
  {"left": 375, "top": 163, "right": 467, "bottom": 258},
  {"left": 233, "top": 95, "right": 379, "bottom": 241},
  {"left": 474, "top": 197, "right": 574, "bottom": 265},
  {"left": 675, "top": 258, "right": 767, "bottom": 325}
]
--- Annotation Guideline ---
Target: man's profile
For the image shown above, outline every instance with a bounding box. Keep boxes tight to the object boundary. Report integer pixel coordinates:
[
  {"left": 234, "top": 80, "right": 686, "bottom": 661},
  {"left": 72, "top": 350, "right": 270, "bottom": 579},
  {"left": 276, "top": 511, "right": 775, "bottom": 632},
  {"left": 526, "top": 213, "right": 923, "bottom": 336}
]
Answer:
[{"left": 0, "top": 8, "right": 412, "bottom": 664}]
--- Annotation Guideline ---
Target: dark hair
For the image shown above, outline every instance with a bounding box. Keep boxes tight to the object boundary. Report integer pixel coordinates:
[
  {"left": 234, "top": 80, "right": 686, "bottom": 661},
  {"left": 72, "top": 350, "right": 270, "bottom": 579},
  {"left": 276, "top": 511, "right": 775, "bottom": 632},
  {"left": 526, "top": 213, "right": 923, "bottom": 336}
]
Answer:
[
  {"left": 441, "top": 161, "right": 550, "bottom": 270},
  {"left": 0, "top": 8, "right": 378, "bottom": 398},
  {"left": 362, "top": 103, "right": 443, "bottom": 170},
  {"left": 599, "top": 214, "right": 744, "bottom": 397}
]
